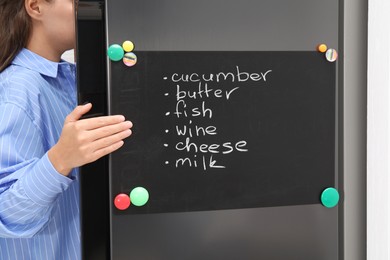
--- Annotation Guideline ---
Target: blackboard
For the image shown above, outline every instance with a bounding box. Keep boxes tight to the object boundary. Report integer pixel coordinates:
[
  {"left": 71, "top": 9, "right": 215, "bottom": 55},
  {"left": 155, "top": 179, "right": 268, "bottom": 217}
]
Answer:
[{"left": 110, "top": 51, "right": 336, "bottom": 214}]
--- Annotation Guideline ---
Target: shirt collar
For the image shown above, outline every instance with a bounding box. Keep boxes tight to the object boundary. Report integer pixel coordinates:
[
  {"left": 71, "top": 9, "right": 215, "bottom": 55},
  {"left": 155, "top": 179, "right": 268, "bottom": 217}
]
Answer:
[{"left": 11, "top": 48, "right": 60, "bottom": 78}]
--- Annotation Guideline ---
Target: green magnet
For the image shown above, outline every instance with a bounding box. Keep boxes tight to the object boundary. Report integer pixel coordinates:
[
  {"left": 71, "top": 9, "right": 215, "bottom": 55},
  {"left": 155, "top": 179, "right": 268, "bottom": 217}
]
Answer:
[
  {"left": 107, "top": 44, "right": 124, "bottom": 61},
  {"left": 321, "top": 187, "right": 339, "bottom": 208},
  {"left": 130, "top": 187, "right": 149, "bottom": 207}
]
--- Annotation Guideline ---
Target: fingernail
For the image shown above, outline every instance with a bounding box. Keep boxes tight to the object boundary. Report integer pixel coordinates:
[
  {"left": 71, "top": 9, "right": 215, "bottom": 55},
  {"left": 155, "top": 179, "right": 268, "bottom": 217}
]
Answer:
[{"left": 82, "top": 101, "right": 90, "bottom": 105}]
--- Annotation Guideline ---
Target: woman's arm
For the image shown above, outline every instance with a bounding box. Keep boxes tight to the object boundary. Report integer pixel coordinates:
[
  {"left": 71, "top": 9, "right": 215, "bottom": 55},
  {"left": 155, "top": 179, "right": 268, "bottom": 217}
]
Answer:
[{"left": 0, "top": 103, "right": 73, "bottom": 238}]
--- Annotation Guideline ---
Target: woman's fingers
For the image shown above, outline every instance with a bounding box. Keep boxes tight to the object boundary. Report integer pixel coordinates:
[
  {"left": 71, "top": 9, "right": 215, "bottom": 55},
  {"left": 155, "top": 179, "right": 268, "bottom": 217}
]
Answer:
[
  {"left": 50, "top": 103, "right": 134, "bottom": 176},
  {"left": 78, "top": 115, "right": 127, "bottom": 130},
  {"left": 88, "top": 120, "right": 133, "bottom": 141},
  {"left": 91, "top": 129, "right": 132, "bottom": 153},
  {"left": 89, "top": 141, "right": 125, "bottom": 163},
  {"left": 65, "top": 103, "right": 93, "bottom": 123}
]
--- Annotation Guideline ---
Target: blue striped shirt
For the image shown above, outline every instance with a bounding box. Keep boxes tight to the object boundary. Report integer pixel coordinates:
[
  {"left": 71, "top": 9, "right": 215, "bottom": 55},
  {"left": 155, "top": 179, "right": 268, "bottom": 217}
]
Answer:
[{"left": 0, "top": 49, "right": 80, "bottom": 259}]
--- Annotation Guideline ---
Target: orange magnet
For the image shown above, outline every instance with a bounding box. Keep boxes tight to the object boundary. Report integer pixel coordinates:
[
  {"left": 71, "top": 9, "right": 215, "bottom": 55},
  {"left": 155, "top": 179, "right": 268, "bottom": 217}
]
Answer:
[{"left": 317, "top": 44, "right": 328, "bottom": 53}]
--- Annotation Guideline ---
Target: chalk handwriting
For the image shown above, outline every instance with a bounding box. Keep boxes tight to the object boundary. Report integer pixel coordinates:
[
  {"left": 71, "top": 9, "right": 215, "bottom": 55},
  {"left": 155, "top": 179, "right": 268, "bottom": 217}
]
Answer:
[
  {"left": 171, "top": 66, "right": 272, "bottom": 83},
  {"left": 164, "top": 65, "right": 272, "bottom": 170}
]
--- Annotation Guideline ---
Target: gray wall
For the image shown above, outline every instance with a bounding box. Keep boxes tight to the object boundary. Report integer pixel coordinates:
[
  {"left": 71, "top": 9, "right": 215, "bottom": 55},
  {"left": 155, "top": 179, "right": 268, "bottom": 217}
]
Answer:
[{"left": 343, "top": 0, "right": 367, "bottom": 259}]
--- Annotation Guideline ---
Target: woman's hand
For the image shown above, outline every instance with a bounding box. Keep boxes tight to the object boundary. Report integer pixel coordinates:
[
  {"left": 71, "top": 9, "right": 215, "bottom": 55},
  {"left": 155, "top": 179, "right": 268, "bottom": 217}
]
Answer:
[{"left": 48, "top": 103, "right": 132, "bottom": 176}]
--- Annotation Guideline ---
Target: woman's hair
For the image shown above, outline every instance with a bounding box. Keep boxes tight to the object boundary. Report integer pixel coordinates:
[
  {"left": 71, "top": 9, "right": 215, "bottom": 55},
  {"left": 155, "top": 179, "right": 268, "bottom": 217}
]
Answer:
[{"left": 0, "top": 0, "right": 32, "bottom": 72}]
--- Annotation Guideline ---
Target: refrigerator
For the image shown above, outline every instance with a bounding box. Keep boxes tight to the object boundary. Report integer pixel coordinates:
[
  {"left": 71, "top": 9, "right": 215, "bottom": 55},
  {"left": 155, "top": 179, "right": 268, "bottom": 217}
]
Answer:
[{"left": 76, "top": 0, "right": 357, "bottom": 259}]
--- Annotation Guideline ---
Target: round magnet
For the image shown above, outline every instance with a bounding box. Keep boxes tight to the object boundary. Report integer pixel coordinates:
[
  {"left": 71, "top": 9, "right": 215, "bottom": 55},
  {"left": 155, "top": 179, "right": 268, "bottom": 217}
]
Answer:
[
  {"left": 325, "top": 48, "right": 338, "bottom": 62},
  {"left": 123, "top": 52, "right": 137, "bottom": 67},
  {"left": 122, "top": 41, "right": 135, "bottom": 52},
  {"left": 114, "top": 193, "right": 131, "bottom": 210},
  {"left": 317, "top": 44, "right": 328, "bottom": 53},
  {"left": 107, "top": 44, "right": 124, "bottom": 61},
  {"left": 321, "top": 187, "right": 339, "bottom": 208},
  {"left": 130, "top": 187, "right": 149, "bottom": 206}
]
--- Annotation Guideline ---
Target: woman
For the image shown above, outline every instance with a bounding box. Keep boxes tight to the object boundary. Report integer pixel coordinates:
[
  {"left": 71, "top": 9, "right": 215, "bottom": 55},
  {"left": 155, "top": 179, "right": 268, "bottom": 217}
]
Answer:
[{"left": 0, "top": 0, "right": 132, "bottom": 259}]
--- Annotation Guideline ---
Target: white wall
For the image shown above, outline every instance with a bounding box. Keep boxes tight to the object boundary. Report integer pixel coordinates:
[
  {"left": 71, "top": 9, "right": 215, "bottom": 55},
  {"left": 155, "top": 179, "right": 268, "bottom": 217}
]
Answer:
[
  {"left": 367, "top": 0, "right": 390, "bottom": 259},
  {"left": 61, "top": 49, "right": 75, "bottom": 64}
]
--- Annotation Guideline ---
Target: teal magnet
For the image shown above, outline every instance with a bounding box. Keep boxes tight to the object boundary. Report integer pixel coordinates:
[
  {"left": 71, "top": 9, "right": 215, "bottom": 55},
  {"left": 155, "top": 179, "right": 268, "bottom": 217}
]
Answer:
[
  {"left": 130, "top": 187, "right": 149, "bottom": 207},
  {"left": 107, "top": 44, "right": 124, "bottom": 61},
  {"left": 321, "top": 187, "right": 339, "bottom": 208}
]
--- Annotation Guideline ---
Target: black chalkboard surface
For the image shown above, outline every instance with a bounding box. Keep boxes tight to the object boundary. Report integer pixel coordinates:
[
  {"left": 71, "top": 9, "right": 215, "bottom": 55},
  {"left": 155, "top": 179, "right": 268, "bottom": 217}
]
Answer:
[{"left": 109, "top": 51, "right": 336, "bottom": 214}]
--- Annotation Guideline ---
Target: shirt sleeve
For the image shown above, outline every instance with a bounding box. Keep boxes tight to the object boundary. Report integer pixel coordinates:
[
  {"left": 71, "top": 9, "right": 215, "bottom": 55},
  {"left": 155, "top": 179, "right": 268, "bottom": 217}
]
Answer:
[{"left": 0, "top": 103, "right": 74, "bottom": 238}]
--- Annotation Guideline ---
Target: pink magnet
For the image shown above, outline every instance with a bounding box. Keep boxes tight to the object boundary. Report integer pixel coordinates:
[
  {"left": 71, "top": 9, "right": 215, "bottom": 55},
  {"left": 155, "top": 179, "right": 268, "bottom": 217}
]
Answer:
[{"left": 123, "top": 52, "right": 137, "bottom": 67}]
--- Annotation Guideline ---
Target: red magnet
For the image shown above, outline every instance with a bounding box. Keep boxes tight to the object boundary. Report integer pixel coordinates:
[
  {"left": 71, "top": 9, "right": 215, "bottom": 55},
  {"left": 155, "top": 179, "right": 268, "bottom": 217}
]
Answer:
[{"left": 114, "top": 193, "right": 131, "bottom": 210}]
